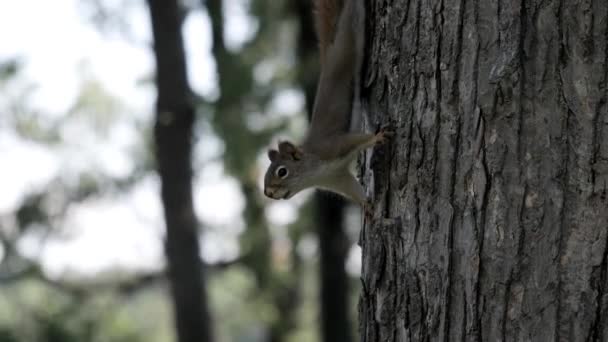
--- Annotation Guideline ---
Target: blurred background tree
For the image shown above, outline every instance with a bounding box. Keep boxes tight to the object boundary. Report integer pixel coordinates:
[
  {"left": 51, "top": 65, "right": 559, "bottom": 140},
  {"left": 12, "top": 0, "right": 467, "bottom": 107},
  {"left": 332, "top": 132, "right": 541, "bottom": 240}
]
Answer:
[{"left": 0, "top": 0, "right": 361, "bottom": 341}]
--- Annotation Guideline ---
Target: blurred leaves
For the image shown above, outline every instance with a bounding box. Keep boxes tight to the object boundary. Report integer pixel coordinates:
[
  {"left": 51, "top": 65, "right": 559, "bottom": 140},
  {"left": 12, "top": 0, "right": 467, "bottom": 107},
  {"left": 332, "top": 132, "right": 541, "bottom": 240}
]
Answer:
[
  {"left": 77, "top": 0, "right": 148, "bottom": 44},
  {"left": 66, "top": 78, "right": 124, "bottom": 135},
  {"left": 0, "top": 0, "right": 358, "bottom": 341},
  {"left": 0, "top": 279, "right": 159, "bottom": 342},
  {"left": 0, "top": 60, "right": 19, "bottom": 83}
]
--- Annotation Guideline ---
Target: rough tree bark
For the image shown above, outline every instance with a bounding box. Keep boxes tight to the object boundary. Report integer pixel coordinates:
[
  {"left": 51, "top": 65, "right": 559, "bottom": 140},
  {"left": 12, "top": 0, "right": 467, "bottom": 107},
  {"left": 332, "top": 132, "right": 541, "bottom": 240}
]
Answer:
[
  {"left": 148, "top": 1, "right": 214, "bottom": 341},
  {"left": 359, "top": 0, "right": 608, "bottom": 341}
]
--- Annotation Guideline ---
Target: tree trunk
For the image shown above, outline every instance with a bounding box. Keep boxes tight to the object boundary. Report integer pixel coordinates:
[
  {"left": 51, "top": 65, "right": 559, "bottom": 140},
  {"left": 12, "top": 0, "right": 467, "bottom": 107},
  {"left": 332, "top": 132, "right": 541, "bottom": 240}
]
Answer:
[
  {"left": 359, "top": 0, "right": 608, "bottom": 341},
  {"left": 316, "top": 195, "right": 354, "bottom": 342},
  {"left": 148, "top": 1, "right": 214, "bottom": 341}
]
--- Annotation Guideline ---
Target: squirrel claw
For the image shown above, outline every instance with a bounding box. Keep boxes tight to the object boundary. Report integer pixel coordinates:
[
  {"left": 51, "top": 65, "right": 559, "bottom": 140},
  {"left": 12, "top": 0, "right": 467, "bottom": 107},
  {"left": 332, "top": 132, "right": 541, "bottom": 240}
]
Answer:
[{"left": 374, "top": 125, "right": 394, "bottom": 146}]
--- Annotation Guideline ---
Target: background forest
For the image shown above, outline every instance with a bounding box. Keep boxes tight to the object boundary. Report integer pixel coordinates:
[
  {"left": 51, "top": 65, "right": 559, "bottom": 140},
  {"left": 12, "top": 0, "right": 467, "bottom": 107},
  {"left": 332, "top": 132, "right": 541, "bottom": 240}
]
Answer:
[{"left": 0, "top": 0, "right": 361, "bottom": 341}]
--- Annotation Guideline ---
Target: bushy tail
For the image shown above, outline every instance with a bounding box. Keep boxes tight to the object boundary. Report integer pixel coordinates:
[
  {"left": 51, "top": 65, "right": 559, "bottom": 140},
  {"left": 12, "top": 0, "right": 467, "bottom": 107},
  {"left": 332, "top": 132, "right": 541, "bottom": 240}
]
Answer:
[
  {"left": 314, "top": 0, "right": 344, "bottom": 61},
  {"left": 307, "top": 0, "right": 366, "bottom": 137}
]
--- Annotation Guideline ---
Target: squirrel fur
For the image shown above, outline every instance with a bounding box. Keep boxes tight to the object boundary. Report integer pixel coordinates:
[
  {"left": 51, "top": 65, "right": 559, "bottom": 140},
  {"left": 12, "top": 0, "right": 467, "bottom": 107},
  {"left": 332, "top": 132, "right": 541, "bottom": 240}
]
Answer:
[{"left": 263, "top": 0, "right": 392, "bottom": 211}]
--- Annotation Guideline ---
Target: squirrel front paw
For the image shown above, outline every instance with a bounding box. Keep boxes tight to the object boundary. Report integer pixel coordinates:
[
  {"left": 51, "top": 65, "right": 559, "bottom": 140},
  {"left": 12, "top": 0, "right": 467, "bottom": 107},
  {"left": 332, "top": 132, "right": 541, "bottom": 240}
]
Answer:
[{"left": 374, "top": 125, "right": 394, "bottom": 146}]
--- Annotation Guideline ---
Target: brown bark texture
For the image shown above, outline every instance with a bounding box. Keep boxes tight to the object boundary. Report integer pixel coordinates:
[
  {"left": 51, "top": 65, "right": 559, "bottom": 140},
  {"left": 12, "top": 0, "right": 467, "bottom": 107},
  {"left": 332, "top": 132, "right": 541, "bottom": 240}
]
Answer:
[
  {"left": 148, "top": 0, "right": 214, "bottom": 341},
  {"left": 359, "top": 0, "right": 608, "bottom": 341}
]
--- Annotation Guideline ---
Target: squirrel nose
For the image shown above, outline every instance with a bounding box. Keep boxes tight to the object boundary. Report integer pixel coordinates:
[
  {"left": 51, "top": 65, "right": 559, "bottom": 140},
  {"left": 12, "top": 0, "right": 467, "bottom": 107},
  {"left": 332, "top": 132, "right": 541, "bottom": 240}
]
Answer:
[{"left": 264, "top": 188, "right": 273, "bottom": 198}]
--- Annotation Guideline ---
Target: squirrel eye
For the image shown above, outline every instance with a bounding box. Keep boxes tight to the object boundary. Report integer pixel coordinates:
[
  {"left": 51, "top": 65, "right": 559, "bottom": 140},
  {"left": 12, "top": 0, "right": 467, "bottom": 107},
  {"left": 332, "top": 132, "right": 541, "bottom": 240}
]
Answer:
[{"left": 276, "top": 166, "right": 288, "bottom": 179}]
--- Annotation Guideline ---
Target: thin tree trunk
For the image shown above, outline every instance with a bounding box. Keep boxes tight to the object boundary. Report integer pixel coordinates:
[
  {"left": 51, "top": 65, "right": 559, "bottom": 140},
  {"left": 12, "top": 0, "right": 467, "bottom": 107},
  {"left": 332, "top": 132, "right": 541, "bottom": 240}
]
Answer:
[
  {"left": 359, "top": 0, "right": 608, "bottom": 341},
  {"left": 148, "top": 1, "right": 214, "bottom": 341},
  {"left": 316, "top": 195, "right": 353, "bottom": 342}
]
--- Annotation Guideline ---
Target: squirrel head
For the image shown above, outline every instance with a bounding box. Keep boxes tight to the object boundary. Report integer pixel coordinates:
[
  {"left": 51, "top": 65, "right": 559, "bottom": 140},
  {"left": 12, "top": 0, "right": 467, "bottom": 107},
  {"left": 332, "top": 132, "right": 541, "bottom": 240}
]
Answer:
[{"left": 263, "top": 141, "right": 312, "bottom": 200}]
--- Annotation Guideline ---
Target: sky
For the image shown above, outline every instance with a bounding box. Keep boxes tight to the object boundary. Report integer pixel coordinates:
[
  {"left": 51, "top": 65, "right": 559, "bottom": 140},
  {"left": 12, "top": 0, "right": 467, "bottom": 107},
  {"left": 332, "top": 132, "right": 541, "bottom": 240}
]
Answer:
[{"left": 0, "top": 0, "right": 360, "bottom": 279}]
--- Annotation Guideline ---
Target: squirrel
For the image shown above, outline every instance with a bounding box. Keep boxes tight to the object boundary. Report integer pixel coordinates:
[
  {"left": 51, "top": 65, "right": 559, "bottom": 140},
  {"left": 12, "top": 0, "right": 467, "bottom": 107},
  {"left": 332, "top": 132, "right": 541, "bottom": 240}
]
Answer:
[{"left": 263, "top": 0, "right": 392, "bottom": 214}]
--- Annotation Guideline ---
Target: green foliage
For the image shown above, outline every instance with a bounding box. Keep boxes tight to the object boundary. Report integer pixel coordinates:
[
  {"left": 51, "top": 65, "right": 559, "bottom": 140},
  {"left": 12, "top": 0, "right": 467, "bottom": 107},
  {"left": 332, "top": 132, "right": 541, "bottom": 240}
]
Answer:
[
  {"left": 0, "top": 32, "right": 158, "bottom": 342},
  {"left": 0, "top": 280, "right": 155, "bottom": 342},
  {"left": 0, "top": 60, "right": 19, "bottom": 82},
  {"left": 66, "top": 78, "right": 125, "bottom": 136}
]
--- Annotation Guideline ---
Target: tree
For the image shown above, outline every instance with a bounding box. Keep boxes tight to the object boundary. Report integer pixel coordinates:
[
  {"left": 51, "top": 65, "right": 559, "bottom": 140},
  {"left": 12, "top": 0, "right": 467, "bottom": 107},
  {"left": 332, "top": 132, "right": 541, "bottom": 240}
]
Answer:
[
  {"left": 148, "top": 1, "right": 214, "bottom": 341},
  {"left": 359, "top": 1, "right": 608, "bottom": 341}
]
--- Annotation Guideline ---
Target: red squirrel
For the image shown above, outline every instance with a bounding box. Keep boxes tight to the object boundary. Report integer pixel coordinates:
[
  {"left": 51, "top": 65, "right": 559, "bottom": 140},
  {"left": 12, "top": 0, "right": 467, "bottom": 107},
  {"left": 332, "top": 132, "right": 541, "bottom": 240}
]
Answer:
[{"left": 263, "top": 0, "right": 392, "bottom": 214}]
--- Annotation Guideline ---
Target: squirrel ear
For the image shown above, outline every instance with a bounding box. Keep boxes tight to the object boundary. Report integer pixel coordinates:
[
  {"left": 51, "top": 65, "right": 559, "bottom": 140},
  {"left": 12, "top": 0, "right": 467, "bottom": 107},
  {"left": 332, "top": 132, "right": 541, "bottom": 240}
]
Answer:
[
  {"left": 268, "top": 149, "right": 279, "bottom": 162},
  {"left": 278, "top": 141, "right": 303, "bottom": 161}
]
